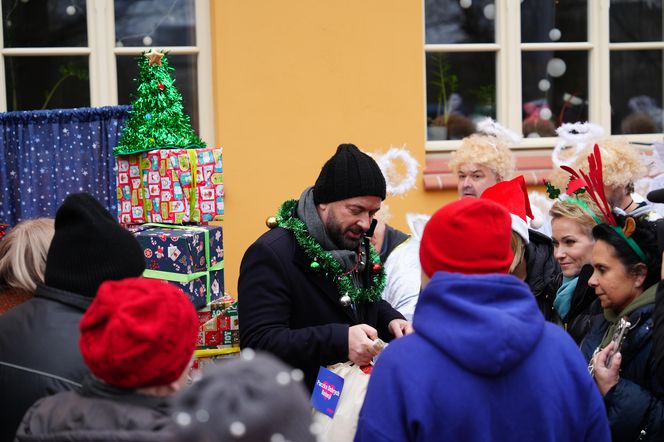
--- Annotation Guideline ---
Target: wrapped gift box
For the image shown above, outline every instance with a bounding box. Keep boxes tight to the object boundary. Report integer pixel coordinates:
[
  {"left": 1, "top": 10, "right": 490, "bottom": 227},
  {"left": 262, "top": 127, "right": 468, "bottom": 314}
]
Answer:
[
  {"left": 116, "top": 147, "right": 224, "bottom": 224},
  {"left": 196, "top": 298, "right": 239, "bottom": 348},
  {"left": 134, "top": 224, "right": 223, "bottom": 275},
  {"left": 135, "top": 224, "right": 225, "bottom": 308},
  {"left": 197, "top": 293, "right": 235, "bottom": 324},
  {"left": 173, "top": 269, "right": 224, "bottom": 309},
  {"left": 190, "top": 347, "right": 241, "bottom": 378}
]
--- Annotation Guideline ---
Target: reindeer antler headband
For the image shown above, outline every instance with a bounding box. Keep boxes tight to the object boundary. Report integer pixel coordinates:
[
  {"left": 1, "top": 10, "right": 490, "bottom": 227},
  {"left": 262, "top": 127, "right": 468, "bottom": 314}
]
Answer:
[
  {"left": 544, "top": 165, "right": 601, "bottom": 226},
  {"left": 561, "top": 144, "right": 647, "bottom": 263}
]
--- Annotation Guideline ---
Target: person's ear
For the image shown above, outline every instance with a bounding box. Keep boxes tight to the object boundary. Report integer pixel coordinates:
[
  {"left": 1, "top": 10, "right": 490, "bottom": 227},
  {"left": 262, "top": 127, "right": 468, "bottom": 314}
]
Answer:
[{"left": 632, "top": 263, "right": 648, "bottom": 287}]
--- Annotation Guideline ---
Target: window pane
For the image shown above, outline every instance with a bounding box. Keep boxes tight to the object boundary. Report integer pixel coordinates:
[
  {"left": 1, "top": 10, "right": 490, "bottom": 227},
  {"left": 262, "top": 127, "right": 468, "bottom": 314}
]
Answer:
[
  {"left": 610, "top": 50, "right": 663, "bottom": 135},
  {"left": 4, "top": 56, "right": 89, "bottom": 111},
  {"left": 425, "top": 0, "right": 495, "bottom": 44},
  {"left": 115, "top": 0, "right": 196, "bottom": 47},
  {"left": 610, "top": 0, "right": 662, "bottom": 43},
  {"left": 426, "top": 52, "right": 495, "bottom": 140},
  {"left": 117, "top": 54, "right": 200, "bottom": 133},
  {"left": 521, "top": 0, "right": 587, "bottom": 43},
  {"left": 2, "top": 0, "right": 87, "bottom": 47},
  {"left": 522, "top": 51, "right": 588, "bottom": 137}
]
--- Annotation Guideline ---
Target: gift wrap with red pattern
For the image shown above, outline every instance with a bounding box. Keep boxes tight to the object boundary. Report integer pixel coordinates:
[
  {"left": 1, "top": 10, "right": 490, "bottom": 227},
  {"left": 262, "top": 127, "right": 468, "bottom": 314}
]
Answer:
[
  {"left": 196, "top": 297, "right": 239, "bottom": 348},
  {"left": 116, "top": 147, "right": 224, "bottom": 224}
]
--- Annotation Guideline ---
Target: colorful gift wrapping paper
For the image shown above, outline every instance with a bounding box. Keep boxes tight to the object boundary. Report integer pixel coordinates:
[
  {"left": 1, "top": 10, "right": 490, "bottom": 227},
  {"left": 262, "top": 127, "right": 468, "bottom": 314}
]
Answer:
[
  {"left": 134, "top": 224, "right": 224, "bottom": 308},
  {"left": 134, "top": 224, "right": 223, "bottom": 274},
  {"left": 196, "top": 298, "right": 239, "bottom": 348},
  {"left": 116, "top": 147, "right": 224, "bottom": 224}
]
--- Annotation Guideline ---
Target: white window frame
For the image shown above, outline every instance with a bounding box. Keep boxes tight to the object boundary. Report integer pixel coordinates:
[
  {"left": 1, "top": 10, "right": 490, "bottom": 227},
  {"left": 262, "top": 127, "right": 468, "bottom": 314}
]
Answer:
[
  {"left": 425, "top": 0, "right": 663, "bottom": 153},
  {"left": 0, "top": 0, "right": 214, "bottom": 144}
]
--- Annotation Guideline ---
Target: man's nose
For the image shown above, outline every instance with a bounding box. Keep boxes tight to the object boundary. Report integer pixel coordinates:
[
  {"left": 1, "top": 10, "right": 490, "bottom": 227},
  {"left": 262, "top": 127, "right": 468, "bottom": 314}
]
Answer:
[{"left": 358, "top": 214, "right": 372, "bottom": 231}]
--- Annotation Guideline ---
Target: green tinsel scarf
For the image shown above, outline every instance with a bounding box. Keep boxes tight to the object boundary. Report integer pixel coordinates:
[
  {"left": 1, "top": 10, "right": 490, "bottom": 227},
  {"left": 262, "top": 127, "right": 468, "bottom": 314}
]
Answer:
[{"left": 276, "top": 199, "right": 386, "bottom": 304}]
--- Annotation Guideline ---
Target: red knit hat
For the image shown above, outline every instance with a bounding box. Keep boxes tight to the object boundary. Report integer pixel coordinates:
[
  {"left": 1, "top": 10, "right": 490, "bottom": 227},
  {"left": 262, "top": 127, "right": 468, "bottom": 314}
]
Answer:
[
  {"left": 420, "top": 198, "right": 514, "bottom": 277},
  {"left": 80, "top": 277, "right": 198, "bottom": 389}
]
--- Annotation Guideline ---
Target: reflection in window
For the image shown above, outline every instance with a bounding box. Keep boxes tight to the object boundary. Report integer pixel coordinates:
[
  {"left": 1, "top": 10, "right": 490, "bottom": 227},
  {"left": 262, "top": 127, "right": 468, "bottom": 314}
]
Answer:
[
  {"left": 2, "top": 0, "right": 87, "bottom": 48},
  {"left": 425, "top": 0, "right": 495, "bottom": 44},
  {"left": 521, "top": 51, "right": 588, "bottom": 138},
  {"left": 610, "top": 0, "right": 662, "bottom": 43},
  {"left": 521, "top": 0, "right": 587, "bottom": 43},
  {"left": 4, "top": 56, "right": 89, "bottom": 110},
  {"left": 114, "top": 0, "right": 196, "bottom": 47},
  {"left": 610, "top": 51, "right": 663, "bottom": 135},
  {"left": 117, "top": 54, "right": 199, "bottom": 132},
  {"left": 426, "top": 52, "right": 495, "bottom": 140}
]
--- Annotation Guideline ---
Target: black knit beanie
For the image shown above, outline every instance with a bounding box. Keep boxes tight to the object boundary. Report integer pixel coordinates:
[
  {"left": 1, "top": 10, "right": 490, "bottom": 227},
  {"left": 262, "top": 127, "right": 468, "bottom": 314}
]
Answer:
[
  {"left": 43, "top": 193, "right": 145, "bottom": 298},
  {"left": 313, "top": 143, "right": 386, "bottom": 204}
]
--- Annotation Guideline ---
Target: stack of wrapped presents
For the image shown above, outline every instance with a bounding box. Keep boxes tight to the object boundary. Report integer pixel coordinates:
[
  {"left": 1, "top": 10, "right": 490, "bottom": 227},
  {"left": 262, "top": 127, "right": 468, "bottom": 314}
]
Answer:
[{"left": 113, "top": 50, "right": 239, "bottom": 371}]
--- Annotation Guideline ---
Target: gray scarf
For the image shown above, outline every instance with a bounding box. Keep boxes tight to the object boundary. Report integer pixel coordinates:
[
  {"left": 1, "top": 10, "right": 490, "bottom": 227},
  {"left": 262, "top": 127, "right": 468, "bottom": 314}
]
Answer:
[{"left": 296, "top": 187, "right": 365, "bottom": 275}]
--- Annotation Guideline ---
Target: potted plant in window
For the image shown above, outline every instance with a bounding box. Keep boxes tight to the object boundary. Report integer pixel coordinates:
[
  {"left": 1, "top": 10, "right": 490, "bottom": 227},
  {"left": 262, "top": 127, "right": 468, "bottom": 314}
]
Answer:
[{"left": 428, "top": 53, "right": 458, "bottom": 140}]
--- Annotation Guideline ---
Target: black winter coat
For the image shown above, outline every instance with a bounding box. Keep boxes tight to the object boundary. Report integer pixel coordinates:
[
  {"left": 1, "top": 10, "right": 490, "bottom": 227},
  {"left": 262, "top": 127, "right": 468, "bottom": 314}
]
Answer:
[
  {"left": 561, "top": 264, "right": 603, "bottom": 345},
  {"left": 0, "top": 285, "right": 92, "bottom": 441},
  {"left": 654, "top": 282, "right": 664, "bottom": 388},
  {"left": 238, "top": 227, "right": 405, "bottom": 390},
  {"left": 525, "top": 229, "right": 561, "bottom": 322},
  {"left": 14, "top": 376, "right": 176, "bottom": 442},
  {"left": 581, "top": 299, "right": 664, "bottom": 441}
]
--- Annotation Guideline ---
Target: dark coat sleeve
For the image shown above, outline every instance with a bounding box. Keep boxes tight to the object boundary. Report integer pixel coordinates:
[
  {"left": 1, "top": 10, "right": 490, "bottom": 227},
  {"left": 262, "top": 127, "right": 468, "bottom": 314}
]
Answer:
[
  {"left": 654, "top": 282, "right": 664, "bottom": 387},
  {"left": 238, "top": 237, "right": 349, "bottom": 369},
  {"left": 604, "top": 377, "right": 664, "bottom": 441}
]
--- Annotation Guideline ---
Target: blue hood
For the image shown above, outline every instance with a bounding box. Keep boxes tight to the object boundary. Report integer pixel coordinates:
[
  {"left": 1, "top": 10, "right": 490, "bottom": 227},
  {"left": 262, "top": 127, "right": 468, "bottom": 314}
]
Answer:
[{"left": 414, "top": 272, "right": 545, "bottom": 376}]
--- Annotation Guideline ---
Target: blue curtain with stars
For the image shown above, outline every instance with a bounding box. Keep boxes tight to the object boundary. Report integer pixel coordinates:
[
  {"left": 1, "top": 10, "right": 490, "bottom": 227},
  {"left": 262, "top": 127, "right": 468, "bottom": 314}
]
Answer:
[{"left": 0, "top": 106, "right": 131, "bottom": 225}]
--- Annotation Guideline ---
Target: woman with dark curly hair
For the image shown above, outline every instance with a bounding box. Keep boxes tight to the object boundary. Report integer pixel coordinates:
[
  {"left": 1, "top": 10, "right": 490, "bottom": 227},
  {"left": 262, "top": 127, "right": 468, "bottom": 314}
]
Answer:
[{"left": 582, "top": 214, "right": 664, "bottom": 441}]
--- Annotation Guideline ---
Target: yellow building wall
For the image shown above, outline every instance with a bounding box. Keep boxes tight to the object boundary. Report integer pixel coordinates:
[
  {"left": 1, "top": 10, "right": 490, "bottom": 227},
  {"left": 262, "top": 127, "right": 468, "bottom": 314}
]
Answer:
[{"left": 210, "top": 1, "right": 455, "bottom": 296}]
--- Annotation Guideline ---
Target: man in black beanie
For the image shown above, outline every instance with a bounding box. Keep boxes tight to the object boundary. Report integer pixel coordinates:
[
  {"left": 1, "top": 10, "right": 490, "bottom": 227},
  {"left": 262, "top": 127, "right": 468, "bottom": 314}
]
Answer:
[
  {"left": 239, "top": 143, "right": 411, "bottom": 391},
  {"left": 0, "top": 193, "right": 145, "bottom": 441}
]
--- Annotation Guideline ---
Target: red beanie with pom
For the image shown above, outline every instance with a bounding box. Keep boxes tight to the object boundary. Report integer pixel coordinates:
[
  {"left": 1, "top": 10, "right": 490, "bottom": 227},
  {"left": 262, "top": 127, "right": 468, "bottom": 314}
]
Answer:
[
  {"left": 80, "top": 277, "right": 198, "bottom": 389},
  {"left": 420, "top": 198, "right": 514, "bottom": 277}
]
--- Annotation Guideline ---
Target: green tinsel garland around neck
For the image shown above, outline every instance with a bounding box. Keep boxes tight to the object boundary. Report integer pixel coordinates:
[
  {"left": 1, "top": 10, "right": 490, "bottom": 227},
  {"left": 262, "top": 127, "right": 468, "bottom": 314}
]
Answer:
[{"left": 276, "top": 199, "right": 386, "bottom": 304}]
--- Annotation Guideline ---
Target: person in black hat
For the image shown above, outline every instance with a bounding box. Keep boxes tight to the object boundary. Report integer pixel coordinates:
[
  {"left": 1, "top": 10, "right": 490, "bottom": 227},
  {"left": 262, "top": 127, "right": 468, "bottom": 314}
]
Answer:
[
  {"left": 0, "top": 193, "right": 146, "bottom": 441},
  {"left": 646, "top": 188, "right": 664, "bottom": 389},
  {"left": 239, "top": 143, "right": 411, "bottom": 391}
]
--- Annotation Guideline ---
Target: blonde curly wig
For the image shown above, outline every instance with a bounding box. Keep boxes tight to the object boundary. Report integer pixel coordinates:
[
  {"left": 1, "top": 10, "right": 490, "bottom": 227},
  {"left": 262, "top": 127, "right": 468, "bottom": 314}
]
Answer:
[
  {"left": 572, "top": 137, "right": 645, "bottom": 188},
  {"left": 449, "top": 134, "right": 516, "bottom": 181}
]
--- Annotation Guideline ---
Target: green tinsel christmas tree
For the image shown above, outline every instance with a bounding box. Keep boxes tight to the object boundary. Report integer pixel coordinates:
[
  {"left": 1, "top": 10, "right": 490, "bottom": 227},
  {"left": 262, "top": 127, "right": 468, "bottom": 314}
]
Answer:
[{"left": 114, "top": 49, "right": 205, "bottom": 156}]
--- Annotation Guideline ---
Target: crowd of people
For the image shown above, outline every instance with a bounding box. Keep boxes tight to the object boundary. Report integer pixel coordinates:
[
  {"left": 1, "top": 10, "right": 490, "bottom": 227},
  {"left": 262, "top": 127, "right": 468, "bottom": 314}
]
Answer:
[{"left": 1, "top": 126, "right": 664, "bottom": 441}]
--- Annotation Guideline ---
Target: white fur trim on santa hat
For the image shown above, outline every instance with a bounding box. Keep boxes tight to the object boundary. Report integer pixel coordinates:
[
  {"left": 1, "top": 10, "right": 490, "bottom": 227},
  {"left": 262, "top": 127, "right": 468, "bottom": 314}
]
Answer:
[{"left": 510, "top": 214, "right": 530, "bottom": 244}]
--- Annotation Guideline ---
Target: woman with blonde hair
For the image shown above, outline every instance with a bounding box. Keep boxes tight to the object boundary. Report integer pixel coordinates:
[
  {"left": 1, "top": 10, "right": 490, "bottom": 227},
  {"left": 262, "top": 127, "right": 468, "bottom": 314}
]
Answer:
[
  {"left": 550, "top": 193, "right": 606, "bottom": 343},
  {"left": 0, "top": 218, "right": 55, "bottom": 313}
]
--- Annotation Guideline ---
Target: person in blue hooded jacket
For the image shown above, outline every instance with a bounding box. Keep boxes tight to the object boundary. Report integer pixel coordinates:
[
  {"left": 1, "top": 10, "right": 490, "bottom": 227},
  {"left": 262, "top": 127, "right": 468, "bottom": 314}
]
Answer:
[{"left": 354, "top": 197, "right": 610, "bottom": 442}]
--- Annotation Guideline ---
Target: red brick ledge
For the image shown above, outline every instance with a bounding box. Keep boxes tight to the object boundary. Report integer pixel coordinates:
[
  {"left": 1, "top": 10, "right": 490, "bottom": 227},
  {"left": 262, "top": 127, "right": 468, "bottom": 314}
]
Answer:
[{"left": 423, "top": 152, "right": 554, "bottom": 191}]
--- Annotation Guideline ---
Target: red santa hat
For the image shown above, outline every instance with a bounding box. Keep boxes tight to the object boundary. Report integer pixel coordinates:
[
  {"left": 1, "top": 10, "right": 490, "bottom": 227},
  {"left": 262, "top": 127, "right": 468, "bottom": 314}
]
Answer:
[{"left": 480, "top": 176, "right": 533, "bottom": 244}]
